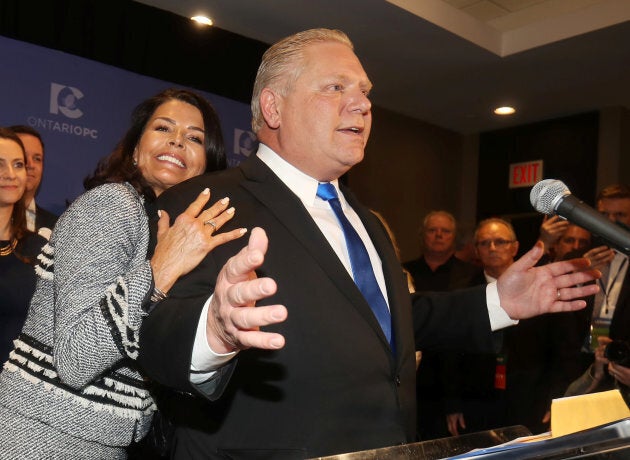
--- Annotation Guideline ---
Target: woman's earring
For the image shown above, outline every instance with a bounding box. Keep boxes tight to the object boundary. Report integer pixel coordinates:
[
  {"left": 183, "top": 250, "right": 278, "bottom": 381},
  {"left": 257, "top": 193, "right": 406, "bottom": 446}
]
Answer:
[{"left": 133, "top": 158, "right": 138, "bottom": 166}]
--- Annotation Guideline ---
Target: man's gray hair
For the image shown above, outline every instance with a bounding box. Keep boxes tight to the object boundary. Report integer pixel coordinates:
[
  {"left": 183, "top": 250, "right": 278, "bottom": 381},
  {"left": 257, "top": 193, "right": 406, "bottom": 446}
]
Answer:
[
  {"left": 474, "top": 217, "right": 517, "bottom": 242},
  {"left": 251, "top": 28, "right": 353, "bottom": 134}
]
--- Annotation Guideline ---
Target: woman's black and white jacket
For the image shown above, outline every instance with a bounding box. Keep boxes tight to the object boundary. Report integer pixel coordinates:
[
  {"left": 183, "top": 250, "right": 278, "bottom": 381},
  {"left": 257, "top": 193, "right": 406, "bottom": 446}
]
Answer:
[{"left": 0, "top": 182, "right": 156, "bottom": 450}]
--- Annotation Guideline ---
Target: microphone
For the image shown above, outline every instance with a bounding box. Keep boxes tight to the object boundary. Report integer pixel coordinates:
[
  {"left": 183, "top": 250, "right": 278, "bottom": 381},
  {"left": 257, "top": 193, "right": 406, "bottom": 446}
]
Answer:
[{"left": 530, "top": 179, "right": 630, "bottom": 255}]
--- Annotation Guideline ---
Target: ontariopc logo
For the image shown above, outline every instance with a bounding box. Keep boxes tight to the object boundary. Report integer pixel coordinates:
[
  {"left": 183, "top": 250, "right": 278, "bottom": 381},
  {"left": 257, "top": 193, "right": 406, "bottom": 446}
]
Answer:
[
  {"left": 27, "top": 82, "right": 98, "bottom": 139},
  {"left": 49, "top": 83, "right": 84, "bottom": 119}
]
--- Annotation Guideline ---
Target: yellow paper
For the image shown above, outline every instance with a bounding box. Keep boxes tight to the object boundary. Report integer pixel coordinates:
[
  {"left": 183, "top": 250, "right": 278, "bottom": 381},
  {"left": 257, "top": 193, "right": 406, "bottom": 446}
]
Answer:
[{"left": 551, "top": 389, "right": 630, "bottom": 438}]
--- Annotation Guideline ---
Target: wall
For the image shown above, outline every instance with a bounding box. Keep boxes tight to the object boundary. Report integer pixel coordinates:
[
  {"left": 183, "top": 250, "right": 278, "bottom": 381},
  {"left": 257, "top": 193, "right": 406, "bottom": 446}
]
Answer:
[
  {"left": 477, "top": 112, "right": 600, "bottom": 253},
  {"left": 0, "top": 35, "right": 254, "bottom": 214},
  {"left": 474, "top": 109, "right": 630, "bottom": 254},
  {"left": 622, "top": 108, "right": 630, "bottom": 185},
  {"left": 3, "top": 0, "right": 629, "bottom": 264},
  {"left": 0, "top": 0, "right": 267, "bottom": 106},
  {"left": 349, "top": 106, "right": 471, "bottom": 262},
  {"left": 0, "top": 0, "right": 476, "bottom": 264},
  {"left": 598, "top": 106, "right": 630, "bottom": 190},
  {"left": 351, "top": 106, "right": 630, "bottom": 263}
]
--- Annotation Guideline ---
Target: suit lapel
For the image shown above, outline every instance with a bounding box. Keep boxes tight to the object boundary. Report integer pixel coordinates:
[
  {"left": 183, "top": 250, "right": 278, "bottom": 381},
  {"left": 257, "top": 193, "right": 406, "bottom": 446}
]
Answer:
[{"left": 239, "top": 157, "right": 394, "bottom": 353}]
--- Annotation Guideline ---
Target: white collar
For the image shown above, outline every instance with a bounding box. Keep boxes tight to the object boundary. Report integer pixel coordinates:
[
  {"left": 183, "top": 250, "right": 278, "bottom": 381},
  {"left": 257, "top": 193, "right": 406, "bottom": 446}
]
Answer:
[
  {"left": 27, "top": 198, "right": 36, "bottom": 213},
  {"left": 256, "top": 144, "right": 343, "bottom": 208}
]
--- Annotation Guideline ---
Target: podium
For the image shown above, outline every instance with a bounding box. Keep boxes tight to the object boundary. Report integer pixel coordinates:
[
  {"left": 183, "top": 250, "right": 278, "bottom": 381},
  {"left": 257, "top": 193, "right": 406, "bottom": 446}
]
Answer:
[
  {"left": 310, "top": 418, "right": 630, "bottom": 459},
  {"left": 309, "top": 426, "right": 530, "bottom": 460}
]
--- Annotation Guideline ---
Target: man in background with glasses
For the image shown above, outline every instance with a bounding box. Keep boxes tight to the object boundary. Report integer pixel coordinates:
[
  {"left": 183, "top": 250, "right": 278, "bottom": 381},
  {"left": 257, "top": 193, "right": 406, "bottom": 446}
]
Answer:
[
  {"left": 443, "top": 218, "right": 518, "bottom": 437},
  {"left": 445, "top": 217, "right": 588, "bottom": 436}
]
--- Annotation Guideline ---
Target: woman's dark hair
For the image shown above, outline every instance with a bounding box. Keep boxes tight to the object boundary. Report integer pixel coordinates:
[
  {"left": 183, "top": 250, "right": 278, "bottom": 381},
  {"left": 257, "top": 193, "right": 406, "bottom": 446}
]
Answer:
[
  {"left": 84, "top": 88, "right": 226, "bottom": 200},
  {"left": 0, "top": 127, "right": 32, "bottom": 262}
]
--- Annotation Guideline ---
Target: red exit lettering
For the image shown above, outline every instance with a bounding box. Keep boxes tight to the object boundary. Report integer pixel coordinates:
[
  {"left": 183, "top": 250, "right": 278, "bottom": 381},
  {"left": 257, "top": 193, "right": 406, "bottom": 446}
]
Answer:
[{"left": 509, "top": 160, "right": 543, "bottom": 188}]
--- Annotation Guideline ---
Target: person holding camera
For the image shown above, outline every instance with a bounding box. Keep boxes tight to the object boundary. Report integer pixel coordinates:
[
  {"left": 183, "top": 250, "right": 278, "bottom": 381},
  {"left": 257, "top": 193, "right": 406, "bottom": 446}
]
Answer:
[
  {"left": 605, "top": 340, "right": 630, "bottom": 387},
  {"left": 565, "top": 336, "right": 630, "bottom": 404}
]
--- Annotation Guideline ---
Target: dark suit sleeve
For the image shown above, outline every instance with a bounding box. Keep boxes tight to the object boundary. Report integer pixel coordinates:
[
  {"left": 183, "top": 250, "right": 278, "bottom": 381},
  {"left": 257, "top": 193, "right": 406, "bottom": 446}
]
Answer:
[
  {"left": 139, "top": 295, "right": 223, "bottom": 393},
  {"left": 546, "top": 311, "right": 588, "bottom": 401},
  {"left": 35, "top": 205, "right": 59, "bottom": 231},
  {"left": 412, "top": 285, "right": 495, "bottom": 353},
  {"left": 139, "top": 260, "right": 236, "bottom": 399},
  {"left": 440, "top": 350, "right": 465, "bottom": 415}
]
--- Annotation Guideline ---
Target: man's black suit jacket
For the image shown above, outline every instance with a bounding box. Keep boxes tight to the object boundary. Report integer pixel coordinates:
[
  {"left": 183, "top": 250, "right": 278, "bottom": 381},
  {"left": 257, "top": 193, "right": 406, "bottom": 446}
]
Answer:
[
  {"left": 35, "top": 205, "right": 58, "bottom": 232},
  {"left": 608, "top": 267, "right": 630, "bottom": 343},
  {"left": 139, "top": 155, "right": 494, "bottom": 459}
]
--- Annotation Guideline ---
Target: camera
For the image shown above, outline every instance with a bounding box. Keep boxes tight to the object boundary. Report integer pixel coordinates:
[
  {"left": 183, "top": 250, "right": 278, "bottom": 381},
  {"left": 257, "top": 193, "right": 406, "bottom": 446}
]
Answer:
[{"left": 604, "top": 340, "right": 630, "bottom": 367}]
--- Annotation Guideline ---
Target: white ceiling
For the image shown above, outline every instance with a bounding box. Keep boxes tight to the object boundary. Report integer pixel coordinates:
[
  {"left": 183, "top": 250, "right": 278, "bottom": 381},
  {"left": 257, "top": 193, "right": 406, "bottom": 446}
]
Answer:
[{"left": 136, "top": 0, "right": 630, "bottom": 134}]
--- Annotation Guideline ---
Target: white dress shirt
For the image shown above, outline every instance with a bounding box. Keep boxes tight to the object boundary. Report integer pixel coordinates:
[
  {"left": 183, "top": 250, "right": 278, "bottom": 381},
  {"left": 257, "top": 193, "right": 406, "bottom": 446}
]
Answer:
[
  {"left": 26, "top": 198, "right": 37, "bottom": 232},
  {"left": 25, "top": 198, "right": 52, "bottom": 240}
]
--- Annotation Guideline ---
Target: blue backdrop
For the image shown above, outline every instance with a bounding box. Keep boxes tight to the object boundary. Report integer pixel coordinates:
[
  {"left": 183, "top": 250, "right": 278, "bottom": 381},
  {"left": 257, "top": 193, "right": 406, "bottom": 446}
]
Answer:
[{"left": 0, "top": 35, "right": 258, "bottom": 215}]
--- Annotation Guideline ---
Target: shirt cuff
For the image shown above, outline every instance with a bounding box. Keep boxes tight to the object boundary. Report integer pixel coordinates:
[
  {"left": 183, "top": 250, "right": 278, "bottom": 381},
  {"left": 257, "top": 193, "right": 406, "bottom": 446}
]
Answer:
[
  {"left": 486, "top": 282, "right": 519, "bottom": 331},
  {"left": 190, "top": 295, "right": 238, "bottom": 384}
]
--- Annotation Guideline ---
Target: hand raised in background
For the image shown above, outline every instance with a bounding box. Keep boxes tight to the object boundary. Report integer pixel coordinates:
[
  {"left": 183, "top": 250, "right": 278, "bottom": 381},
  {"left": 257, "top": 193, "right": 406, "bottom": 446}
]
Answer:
[
  {"left": 538, "top": 215, "right": 569, "bottom": 254},
  {"left": 583, "top": 245, "right": 615, "bottom": 271}
]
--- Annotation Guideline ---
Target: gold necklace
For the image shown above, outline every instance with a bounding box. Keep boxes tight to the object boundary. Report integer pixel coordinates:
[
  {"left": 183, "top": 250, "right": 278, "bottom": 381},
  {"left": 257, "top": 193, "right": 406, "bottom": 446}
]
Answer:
[{"left": 0, "top": 238, "right": 17, "bottom": 256}]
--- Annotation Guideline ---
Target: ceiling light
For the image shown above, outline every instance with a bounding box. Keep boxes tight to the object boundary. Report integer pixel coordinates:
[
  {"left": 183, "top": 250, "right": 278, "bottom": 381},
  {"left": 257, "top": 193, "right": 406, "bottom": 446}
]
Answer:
[
  {"left": 494, "top": 106, "right": 516, "bottom": 116},
  {"left": 191, "top": 15, "right": 213, "bottom": 26}
]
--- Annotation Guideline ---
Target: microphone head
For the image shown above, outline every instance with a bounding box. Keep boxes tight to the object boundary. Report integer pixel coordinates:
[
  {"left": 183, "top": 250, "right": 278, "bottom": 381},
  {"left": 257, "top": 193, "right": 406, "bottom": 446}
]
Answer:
[{"left": 530, "top": 179, "right": 570, "bottom": 214}]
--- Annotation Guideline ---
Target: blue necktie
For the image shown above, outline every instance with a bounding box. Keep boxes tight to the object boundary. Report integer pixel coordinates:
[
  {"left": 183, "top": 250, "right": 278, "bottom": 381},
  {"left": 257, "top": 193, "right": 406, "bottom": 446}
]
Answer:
[{"left": 316, "top": 182, "right": 392, "bottom": 345}]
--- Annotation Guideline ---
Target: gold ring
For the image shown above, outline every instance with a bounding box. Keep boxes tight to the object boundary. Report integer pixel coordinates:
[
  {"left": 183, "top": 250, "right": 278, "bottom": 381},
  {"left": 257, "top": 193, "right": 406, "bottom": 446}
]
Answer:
[{"left": 204, "top": 219, "right": 217, "bottom": 230}]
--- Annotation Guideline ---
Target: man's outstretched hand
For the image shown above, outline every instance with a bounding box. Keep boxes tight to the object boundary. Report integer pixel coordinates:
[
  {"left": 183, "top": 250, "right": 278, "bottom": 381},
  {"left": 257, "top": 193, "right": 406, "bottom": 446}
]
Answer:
[
  {"left": 206, "top": 227, "right": 287, "bottom": 354},
  {"left": 497, "top": 241, "right": 600, "bottom": 320}
]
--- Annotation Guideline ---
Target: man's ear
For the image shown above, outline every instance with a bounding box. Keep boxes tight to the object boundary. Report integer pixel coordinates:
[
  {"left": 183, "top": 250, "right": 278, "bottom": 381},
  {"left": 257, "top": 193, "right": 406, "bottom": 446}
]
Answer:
[{"left": 260, "top": 88, "right": 281, "bottom": 129}]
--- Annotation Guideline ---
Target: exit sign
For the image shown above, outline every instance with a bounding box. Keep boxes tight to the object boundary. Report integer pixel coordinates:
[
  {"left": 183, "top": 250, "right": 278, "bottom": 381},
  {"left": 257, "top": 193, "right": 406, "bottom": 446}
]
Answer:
[{"left": 509, "top": 160, "right": 543, "bottom": 188}]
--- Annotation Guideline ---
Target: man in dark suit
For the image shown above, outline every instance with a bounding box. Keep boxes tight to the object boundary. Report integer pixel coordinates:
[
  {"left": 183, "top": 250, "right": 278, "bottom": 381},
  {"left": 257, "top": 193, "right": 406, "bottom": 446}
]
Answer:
[
  {"left": 138, "top": 29, "right": 599, "bottom": 459},
  {"left": 588, "top": 185, "right": 630, "bottom": 349},
  {"left": 443, "top": 218, "right": 519, "bottom": 437},
  {"left": 10, "top": 125, "right": 58, "bottom": 237},
  {"left": 403, "top": 210, "right": 482, "bottom": 440},
  {"left": 404, "top": 210, "right": 481, "bottom": 293},
  {"left": 564, "top": 185, "right": 630, "bottom": 402}
]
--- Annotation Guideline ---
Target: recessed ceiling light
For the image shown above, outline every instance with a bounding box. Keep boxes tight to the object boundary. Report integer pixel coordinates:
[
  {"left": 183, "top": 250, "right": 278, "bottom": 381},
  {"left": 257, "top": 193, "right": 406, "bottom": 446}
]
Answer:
[
  {"left": 191, "top": 16, "right": 213, "bottom": 26},
  {"left": 494, "top": 106, "right": 516, "bottom": 116}
]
